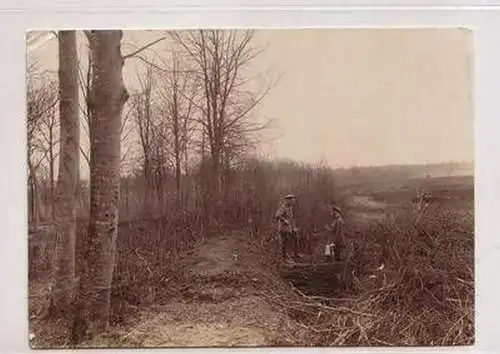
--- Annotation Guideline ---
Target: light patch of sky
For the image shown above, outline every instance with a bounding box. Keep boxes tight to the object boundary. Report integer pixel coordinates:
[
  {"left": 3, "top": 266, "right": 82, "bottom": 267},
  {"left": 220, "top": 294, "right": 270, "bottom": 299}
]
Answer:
[{"left": 27, "top": 28, "right": 474, "bottom": 176}]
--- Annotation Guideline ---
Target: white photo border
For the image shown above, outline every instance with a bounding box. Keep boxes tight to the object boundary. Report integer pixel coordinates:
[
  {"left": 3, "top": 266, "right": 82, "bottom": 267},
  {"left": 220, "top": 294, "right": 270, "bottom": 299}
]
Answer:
[{"left": 1, "top": 2, "right": 498, "bottom": 354}]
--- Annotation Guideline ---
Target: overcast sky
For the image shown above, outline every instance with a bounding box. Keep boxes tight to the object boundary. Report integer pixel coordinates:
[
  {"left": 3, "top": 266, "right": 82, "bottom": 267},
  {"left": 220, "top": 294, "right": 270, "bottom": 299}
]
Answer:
[{"left": 28, "top": 28, "right": 474, "bottom": 168}]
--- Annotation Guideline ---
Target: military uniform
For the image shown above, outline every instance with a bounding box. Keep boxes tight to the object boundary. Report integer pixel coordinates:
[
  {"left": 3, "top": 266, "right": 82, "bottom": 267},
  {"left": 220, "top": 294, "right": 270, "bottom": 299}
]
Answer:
[
  {"left": 275, "top": 195, "right": 298, "bottom": 260},
  {"left": 328, "top": 205, "right": 345, "bottom": 261}
]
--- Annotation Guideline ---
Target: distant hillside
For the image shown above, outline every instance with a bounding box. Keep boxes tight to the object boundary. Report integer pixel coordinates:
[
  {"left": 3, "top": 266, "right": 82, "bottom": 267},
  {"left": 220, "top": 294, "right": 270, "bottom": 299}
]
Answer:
[
  {"left": 333, "top": 162, "right": 473, "bottom": 186},
  {"left": 407, "top": 162, "right": 473, "bottom": 179}
]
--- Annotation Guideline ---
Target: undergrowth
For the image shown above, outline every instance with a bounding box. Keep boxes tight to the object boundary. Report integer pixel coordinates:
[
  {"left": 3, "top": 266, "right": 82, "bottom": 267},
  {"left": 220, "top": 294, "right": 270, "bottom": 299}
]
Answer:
[{"left": 265, "top": 204, "right": 474, "bottom": 346}]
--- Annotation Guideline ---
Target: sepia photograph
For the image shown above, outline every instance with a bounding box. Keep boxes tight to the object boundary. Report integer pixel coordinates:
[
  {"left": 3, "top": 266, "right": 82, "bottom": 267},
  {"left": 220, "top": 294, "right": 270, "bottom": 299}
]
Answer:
[{"left": 27, "top": 28, "right": 474, "bottom": 348}]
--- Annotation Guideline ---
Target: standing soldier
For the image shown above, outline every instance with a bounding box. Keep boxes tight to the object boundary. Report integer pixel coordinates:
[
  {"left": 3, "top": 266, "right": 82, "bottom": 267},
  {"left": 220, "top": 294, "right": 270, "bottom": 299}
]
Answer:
[
  {"left": 325, "top": 203, "right": 346, "bottom": 262},
  {"left": 275, "top": 194, "right": 299, "bottom": 262}
]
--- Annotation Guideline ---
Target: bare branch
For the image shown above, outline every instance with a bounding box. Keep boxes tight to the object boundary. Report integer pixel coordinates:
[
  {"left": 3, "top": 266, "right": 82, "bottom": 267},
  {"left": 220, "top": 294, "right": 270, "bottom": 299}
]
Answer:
[
  {"left": 122, "top": 37, "right": 167, "bottom": 60},
  {"left": 80, "top": 145, "right": 90, "bottom": 166}
]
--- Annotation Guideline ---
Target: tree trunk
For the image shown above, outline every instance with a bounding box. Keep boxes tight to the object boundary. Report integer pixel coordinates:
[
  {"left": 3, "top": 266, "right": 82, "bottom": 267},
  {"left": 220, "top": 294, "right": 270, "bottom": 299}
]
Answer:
[
  {"left": 123, "top": 177, "right": 129, "bottom": 219},
  {"left": 183, "top": 146, "right": 189, "bottom": 207},
  {"left": 28, "top": 177, "right": 35, "bottom": 223},
  {"left": 49, "top": 30, "right": 80, "bottom": 316},
  {"left": 49, "top": 121, "right": 56, "bottom": 221},
  {"left": 143, "top": 157, "right": 152, "bottom": 211},
  {"left": 28, "top": 164, "right": 39, "bottom": 223},
  {"left": 72, "top": 30, "right": 128, "bottom": 343},
  {"left": 175, "top": 151, "right": 181, "bottom": 207}
]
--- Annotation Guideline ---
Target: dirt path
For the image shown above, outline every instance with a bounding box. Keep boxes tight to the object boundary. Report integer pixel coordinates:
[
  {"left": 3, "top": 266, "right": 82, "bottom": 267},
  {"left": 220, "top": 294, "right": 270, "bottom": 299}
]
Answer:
[
  {"left": 81, "top": 195, "right": 390, "bottom": 348},
  {"left": 31, "top": 195, "right": 389, "bottom": 348},
  {"left": 94, "top": 233, "right": 290, "bottom": 348}
]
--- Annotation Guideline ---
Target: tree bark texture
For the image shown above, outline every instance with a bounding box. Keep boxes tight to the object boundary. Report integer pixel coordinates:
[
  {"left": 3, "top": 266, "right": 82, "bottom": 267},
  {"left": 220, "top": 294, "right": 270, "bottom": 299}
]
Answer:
[
  {"left": 72, "top": 30, "right": 128, "bottom": 342},
  {"left": 50, "top": 30, "right": 80, "bottom": 316}
]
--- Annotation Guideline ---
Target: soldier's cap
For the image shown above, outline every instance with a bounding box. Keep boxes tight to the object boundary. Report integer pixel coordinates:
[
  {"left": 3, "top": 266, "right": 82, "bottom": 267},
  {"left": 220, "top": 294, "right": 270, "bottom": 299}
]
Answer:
[
  {"left": 331, "top": 205, "right": 343, "bottom": 214},
  {"left": 284, "top": 194, "right": 296, "bottom": 200}
]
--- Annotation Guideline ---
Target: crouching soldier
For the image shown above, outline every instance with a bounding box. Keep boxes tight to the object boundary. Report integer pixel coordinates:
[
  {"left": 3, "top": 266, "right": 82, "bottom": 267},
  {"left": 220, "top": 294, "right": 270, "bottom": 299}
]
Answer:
[{"left": 275, "top": 194, "right": 299, "bottom": 262}]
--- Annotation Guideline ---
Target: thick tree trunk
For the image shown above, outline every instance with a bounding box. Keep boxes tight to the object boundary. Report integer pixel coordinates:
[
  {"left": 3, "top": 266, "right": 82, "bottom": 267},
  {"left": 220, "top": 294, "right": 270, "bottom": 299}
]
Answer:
[
  {"left": 72, "top": 30, "right": 128, "bottom": 342},
  {"left": 49, "top": 30, "right": 80, "bottom": 316}
]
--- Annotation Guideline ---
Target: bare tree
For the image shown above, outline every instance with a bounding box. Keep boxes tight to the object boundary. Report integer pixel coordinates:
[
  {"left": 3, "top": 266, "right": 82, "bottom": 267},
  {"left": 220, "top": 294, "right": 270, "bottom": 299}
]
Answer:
[
  {"left": 156, "top": 52, "right": 198, "bottom": 206},
  {"left": 72, "top": 30, "right": 129, "bottom": 342},
  {"left": 27, "top": 63, "right": 59, "bottom": 223},
  {"left": 40, "top": 105, "right": 59, "bottom": 221},
  {"left": 76, "top": 48, "right": 92, "bottom": 167},
  {"left": 170, "top": 30, "right": 272, "bottom": 197},
  {"left": 132, "top": 65, "right": 157, "bottom": 211},
  {"left": 130, "top": 50, "right": 200, "bottom": 210},
  {"left": 167, "top": 30, "right": 274, "bottom": 235},
  {"left": 49, "top": 30, "right": 80, "bottom": 316}
]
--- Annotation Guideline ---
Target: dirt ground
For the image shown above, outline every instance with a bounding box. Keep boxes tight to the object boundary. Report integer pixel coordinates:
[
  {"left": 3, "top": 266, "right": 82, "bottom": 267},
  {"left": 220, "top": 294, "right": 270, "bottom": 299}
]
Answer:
[
  {"left": 29, "top": 194, "right": 390, "bottom": 348},
  {"left": 87, "top": 193, "right": 391, "bottom": 348},
  {"left": 81, "top": 232, "right": 296, "bottom": 348}
]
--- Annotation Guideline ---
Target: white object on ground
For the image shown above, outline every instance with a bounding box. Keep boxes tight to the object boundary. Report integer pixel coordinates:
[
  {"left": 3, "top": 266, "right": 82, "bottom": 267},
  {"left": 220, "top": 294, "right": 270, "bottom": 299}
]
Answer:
[{"left": 324, "top": 243, "right": 335, "bottom": 256}]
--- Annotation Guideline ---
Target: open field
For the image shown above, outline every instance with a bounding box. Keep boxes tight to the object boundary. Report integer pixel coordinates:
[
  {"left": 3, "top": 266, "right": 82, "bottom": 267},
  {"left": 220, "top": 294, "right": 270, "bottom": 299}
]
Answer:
[{"left": 29, "top": 169, "right": 474, "bottom": 347}]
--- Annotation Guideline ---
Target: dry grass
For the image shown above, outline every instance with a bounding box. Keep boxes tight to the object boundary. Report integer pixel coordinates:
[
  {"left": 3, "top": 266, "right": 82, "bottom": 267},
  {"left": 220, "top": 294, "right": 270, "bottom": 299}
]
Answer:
[
  {"left": 264, "top": 195, "right": 474, "bottom": 347},
  {"left": 28, "top": 162, "right": 474, "bottom": 348}
]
